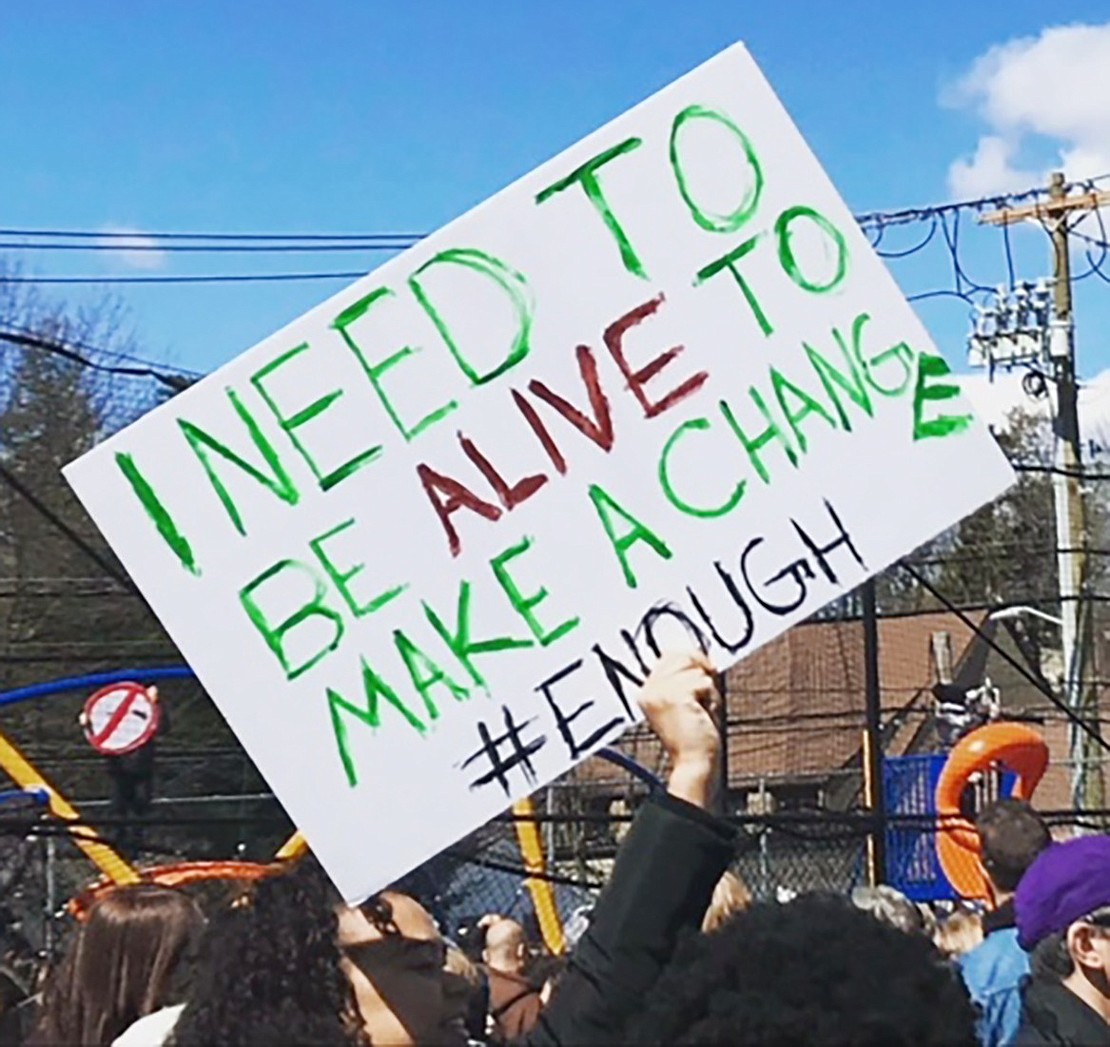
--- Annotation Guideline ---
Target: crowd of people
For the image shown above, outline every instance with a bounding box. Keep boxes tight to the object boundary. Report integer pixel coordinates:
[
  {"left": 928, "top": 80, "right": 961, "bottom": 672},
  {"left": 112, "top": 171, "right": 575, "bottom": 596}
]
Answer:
[{"left": 7, "top": 651, "right": 1110, "bottom": 1044}]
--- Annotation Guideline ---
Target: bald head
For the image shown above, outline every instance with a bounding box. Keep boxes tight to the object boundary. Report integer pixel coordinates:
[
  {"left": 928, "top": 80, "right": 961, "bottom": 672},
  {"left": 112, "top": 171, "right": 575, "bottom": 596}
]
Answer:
[{"left": 483, "top": 918, "right": 528, "bottom": 975}]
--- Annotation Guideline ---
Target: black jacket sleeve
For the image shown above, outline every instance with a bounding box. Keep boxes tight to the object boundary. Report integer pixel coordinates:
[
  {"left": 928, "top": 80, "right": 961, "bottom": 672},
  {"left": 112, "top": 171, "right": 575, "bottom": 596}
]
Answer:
[{"left": 519, "top": 791, "right": 734, "bottom": 1046}]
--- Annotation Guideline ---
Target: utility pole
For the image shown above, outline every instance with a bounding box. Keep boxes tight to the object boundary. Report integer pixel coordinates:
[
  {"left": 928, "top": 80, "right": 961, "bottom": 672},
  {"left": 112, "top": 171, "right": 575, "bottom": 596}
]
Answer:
[{"left": 981, "top": 174, "right": 1110, "bottom": 811}]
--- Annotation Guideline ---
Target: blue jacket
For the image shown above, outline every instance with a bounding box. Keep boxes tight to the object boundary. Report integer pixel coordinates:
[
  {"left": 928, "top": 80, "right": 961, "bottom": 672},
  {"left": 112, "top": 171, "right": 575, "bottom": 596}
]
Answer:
[{"left": 960, "top": 902, "right": 1029, "bottom": 1047}]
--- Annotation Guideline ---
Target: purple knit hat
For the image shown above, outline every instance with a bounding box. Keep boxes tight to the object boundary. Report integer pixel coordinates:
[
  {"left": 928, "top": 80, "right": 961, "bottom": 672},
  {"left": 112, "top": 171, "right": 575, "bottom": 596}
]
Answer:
[{"left": 1015, "top": 835, "right": 1110, "bottom": 951}]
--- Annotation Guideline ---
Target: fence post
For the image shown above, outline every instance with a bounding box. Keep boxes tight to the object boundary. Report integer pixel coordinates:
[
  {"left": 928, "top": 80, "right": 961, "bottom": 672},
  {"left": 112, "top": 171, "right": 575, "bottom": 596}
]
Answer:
[
  {"left": 862, "top": 579, "right": 887, "bottom": 885},
  {"left": 44, "top": 836, "right": 57, "bottom": 961}
]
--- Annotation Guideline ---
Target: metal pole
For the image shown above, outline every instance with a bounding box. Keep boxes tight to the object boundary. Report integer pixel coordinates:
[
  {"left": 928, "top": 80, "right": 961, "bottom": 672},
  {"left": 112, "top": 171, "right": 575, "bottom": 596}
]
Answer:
[
  {"left": 757, "top": 777, "right": 770, "bottom": 899},
  {"left": 44, "top": 835, "right": 57, "bottom": 961},
  {"left": 544, "top": 786, "right": 556, "bottom": 870},
  {"left": 759, "top": 828, "right": 770, "bottom": 900},
  {"left": 861, "top": 578, "right": 886, "bottom": 884},
  {"left": 716, "top": 671, "right": 729, "bottom": 817}
]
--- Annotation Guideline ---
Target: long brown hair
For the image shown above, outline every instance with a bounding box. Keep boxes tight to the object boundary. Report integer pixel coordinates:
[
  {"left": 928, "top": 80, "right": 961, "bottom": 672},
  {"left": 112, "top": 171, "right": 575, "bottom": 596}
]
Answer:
[{"left": 30, "top": 884, "right": 204, "bottom": 1046}]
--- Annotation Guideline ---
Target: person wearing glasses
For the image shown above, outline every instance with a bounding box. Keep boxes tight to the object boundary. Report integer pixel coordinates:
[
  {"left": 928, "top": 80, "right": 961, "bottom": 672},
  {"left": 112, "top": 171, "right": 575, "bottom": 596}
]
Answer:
[
  {"left": 155, "top": 650, "right": 733, "bottom": 1046},
  {"left": 334, "top": 649, "right": 731, "bottom": 1045},
  {"left": 1014, "top": 835, "right": 1110, "bottom": 1046}
]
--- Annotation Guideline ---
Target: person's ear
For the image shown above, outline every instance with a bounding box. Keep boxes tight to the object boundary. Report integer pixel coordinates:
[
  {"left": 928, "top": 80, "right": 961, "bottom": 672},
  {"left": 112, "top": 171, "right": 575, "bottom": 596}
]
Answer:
[
  {"left": 1067, "top": 922, "right": 1107, "bottom": 972},
  {"left": 976, "top": 854, "right": 999, "bottom": 902}
]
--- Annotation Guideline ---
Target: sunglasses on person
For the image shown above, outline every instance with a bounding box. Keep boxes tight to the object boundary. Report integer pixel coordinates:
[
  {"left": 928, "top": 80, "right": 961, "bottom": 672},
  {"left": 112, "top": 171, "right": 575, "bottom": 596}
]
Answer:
[
  {"left": 343, "top": 936, "right": 449, "bottom": 979},
  {"left": 1079, "top": 911, "right": 1110, "bottom": 933}
]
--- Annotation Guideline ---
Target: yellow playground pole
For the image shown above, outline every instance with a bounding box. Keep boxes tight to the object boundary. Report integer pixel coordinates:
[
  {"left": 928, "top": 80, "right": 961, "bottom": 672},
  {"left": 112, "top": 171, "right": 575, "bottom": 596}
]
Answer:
[
  {"left": 0, "top": 729, "right": 140, "bottom": 886},
  {"left": 274, "top": 830, "right": 307, "bottom": 861},
  {"left": 512, "top": 797, "right": 566, "bottom": 956}
]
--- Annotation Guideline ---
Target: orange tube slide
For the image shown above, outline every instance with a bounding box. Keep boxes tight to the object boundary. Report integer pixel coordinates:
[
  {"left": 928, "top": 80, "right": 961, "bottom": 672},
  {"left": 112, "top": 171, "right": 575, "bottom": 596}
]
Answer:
[{"left": 934, "top": 722, "right": 1048, "bottom": 899}]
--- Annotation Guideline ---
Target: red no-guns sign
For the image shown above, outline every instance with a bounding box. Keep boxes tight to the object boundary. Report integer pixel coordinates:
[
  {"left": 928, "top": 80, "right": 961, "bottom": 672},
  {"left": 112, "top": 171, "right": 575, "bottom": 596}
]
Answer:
[{"left": 82, "top": 683, "right": 161, "bottom": 756}]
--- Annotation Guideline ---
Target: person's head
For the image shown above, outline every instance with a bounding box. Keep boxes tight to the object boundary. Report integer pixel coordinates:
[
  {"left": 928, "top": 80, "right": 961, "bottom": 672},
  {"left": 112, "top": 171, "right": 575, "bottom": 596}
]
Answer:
[
  {"left": 935, "top": 909, "right": 984, "bottom": 959},
  {"left": 30, "top": 884, "right": 203, "bottom": 1047},
  {"left": 626, "top": 893, "right": 977, "bottom": 1045},
  {"left": 481, "top": 916, "right": 529, "bottom": 975},
  {"left": 444, "top": 944, "right": 481, "bottom": 988},
  {"left": 176, "top": 854, "right": 471, "bottom": 1047},
  {"left": 455, "top": 918, "right": 490, "bottom": 963},
  {"left": 1017, "top": 836, "right": 1110, "bottom": 1013},
  {"left": 701, "top": 870, "right": 752, "bottom": 933},
  {"left": 338, "top": 889, "right": 472, "bottom": 1046},
  {"left": 976, "top": 798, "right": 1050, "bottom": 898},
  {"left": 172, "top": 859, "right": 366, "bottom": 1046},
  {"left": 850, "top": 885, "right": 926, "bottom": 935}
]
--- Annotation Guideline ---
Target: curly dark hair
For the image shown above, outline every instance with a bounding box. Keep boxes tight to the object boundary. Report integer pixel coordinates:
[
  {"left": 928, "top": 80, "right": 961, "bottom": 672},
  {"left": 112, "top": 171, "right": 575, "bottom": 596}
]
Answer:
[
  {"left": 625, "top": 893, "right": 977, "bottom": 1046},
  {"left": 171, "top": 857, "right": 366, "bottom": 1046}
]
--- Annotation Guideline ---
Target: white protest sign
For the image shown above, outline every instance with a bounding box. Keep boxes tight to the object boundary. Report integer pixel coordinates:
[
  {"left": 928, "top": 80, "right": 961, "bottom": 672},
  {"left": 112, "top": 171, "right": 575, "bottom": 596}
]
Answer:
[{"left": 65, "top": 43, "right": 1014, "bottom": 902}]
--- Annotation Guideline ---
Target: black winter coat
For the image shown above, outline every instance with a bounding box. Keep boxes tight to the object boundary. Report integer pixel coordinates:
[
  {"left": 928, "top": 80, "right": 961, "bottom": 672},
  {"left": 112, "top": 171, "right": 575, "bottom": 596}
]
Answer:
[
  {"left": 517, "top": 791, "right": 734, "bottom": 1046},
  {"left": 1014, "top": 977, "right": 1110, "bottom": 1046}
]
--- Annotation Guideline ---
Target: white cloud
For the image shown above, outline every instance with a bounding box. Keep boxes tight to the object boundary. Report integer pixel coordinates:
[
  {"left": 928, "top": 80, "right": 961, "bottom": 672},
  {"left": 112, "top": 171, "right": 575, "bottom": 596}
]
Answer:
[
  {"left": 947, "top": 136, "right": 1040, "bottom": 198},
  {"left": 97, "top": 225, "right": 168, "bottom": 271},
  {"left": 962, "top": 368, "right": 1110, "bottom": 460},
  {"left": 945, "top": 22, "right": 1110, "bottom": 197}
]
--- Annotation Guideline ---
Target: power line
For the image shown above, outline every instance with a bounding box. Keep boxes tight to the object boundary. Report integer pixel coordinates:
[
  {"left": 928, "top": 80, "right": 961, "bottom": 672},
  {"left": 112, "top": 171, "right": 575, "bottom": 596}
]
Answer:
[
  {"left": 3, "top": 175, "right": 1106, "bottom": 285},
  {"left": 2, "top": 183, "right": 1057, "bottom": 245},
  {"left": 0, "top": 326, "right": 199, "bottom": 387},
  {"left": 872, "top": 216, "right": 938, "bottom": 258},
  {"left": 854, "top": 185, "right": 1049, "bottom": 232},
  {"left": 0, "top": 228, "right": 423, "bottom": 242},
  {"left": 0, "top": 319, "right": 188, "bottom": 373},
  {"left": 0, "top": 240, "right": 419, "bottom": 254},
  {"left": 856, "top": 172, "right": 1110, "bottom": 233},
  {"left": 0, "top": 270, "right": 369, "bottom": 286},
  {"left": 1013, "top": 462, "right": 1110, "bottom": 481}
]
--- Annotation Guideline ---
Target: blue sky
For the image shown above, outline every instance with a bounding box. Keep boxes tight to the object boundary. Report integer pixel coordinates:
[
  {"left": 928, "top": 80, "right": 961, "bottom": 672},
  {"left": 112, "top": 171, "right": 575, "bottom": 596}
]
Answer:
[{"left": 2, "top": 2, "right": 1109, "bottom": 377}]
